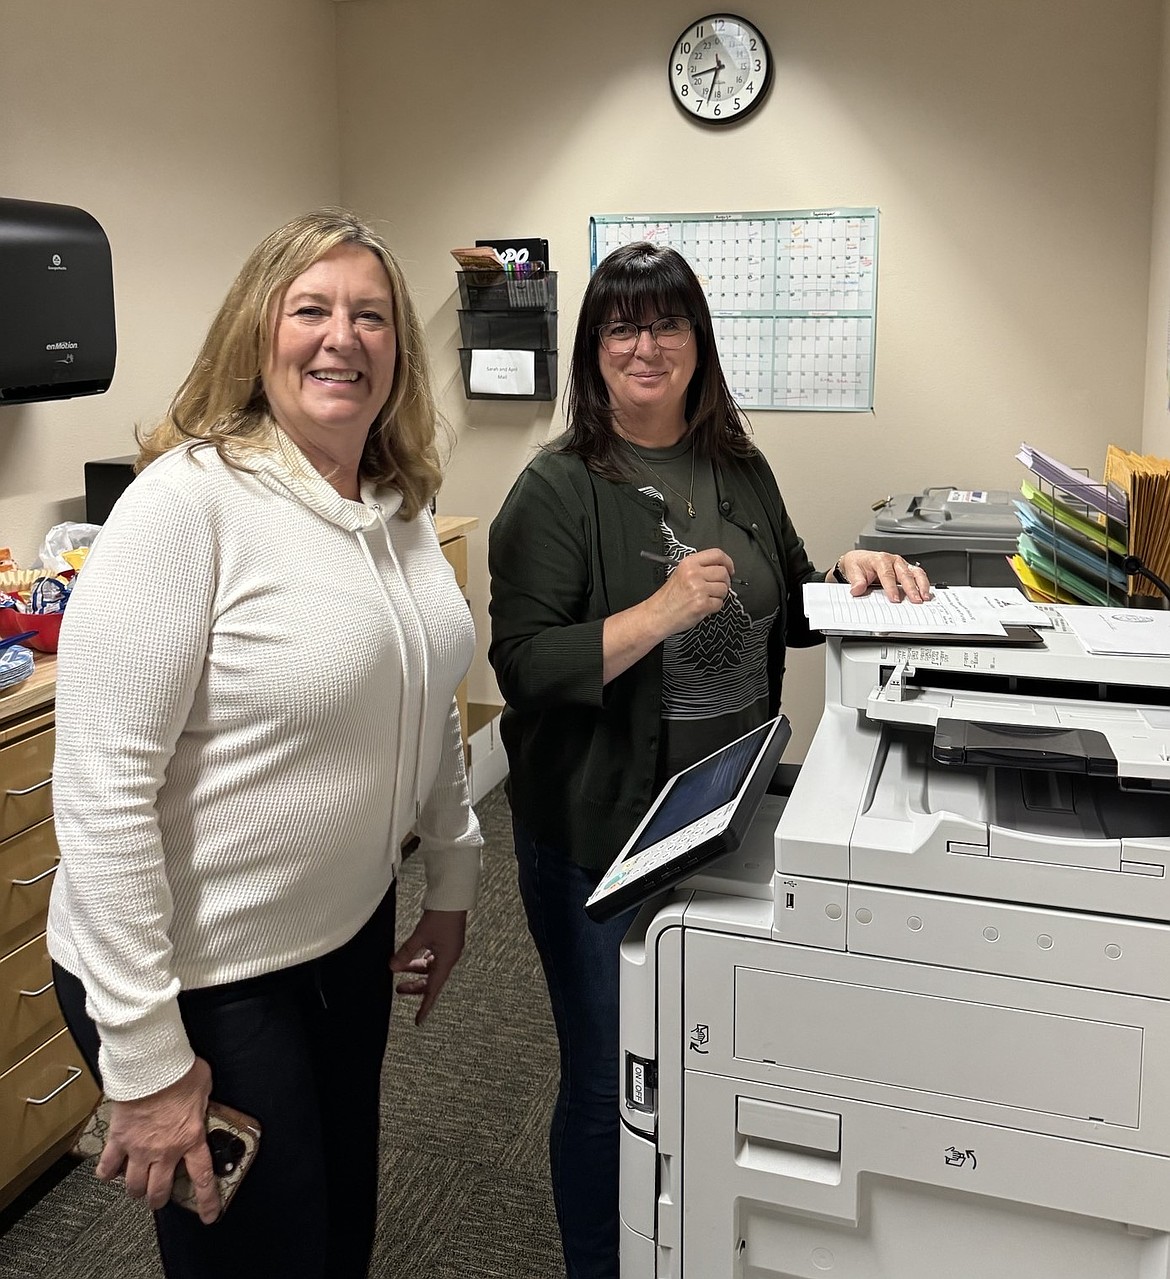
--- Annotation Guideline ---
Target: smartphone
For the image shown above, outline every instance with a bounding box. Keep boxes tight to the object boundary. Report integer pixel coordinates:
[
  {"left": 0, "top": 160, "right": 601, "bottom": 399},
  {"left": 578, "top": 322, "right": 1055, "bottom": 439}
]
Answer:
[{"left": 73, "top": 1097, "right": 262, "bottom": 1214}]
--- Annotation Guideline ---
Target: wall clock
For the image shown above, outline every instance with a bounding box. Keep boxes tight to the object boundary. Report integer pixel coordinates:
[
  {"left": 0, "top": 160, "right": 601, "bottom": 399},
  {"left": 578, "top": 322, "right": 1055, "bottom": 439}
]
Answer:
[{"left": 669, "top": 14, "right": 773, "bottom": 125}]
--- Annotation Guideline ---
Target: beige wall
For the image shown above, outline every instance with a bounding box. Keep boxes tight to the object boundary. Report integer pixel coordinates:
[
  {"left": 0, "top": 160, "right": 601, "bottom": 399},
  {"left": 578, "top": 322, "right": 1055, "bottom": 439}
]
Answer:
[
  {"left": 0, "top": 0, "right": 341, "bottom": 560},
  {"left": 2, "top": 0, "right": 1164, "bottom": 759},
  {"left": 339, "top": 0, "right": 1161, "bottom": 756}
]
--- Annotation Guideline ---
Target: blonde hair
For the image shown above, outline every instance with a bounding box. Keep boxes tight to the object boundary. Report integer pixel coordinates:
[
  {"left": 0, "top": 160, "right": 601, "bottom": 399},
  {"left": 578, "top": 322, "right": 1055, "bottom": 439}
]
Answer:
[{"left": 137, "top": 208, "right": 444, "bottom": 519}]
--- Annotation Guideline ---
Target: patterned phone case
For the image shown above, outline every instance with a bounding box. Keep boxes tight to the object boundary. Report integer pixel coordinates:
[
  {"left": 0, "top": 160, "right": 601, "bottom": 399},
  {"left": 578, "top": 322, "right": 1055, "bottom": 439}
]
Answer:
[{"left": 73, "top": 1097, "right": 261, "bottom": 1214}]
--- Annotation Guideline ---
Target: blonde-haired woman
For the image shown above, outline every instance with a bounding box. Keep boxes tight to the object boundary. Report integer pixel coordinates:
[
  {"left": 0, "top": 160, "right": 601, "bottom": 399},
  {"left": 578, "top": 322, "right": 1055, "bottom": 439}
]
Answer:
[{"left": 49, "top": 209, "right": 481, "bottom": 1278}]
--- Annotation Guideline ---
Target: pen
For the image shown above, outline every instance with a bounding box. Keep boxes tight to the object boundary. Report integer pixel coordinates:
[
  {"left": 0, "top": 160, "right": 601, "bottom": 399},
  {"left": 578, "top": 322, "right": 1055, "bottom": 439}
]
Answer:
[{"left": 640, "top": 548, "right": 747, "bottom": 587}]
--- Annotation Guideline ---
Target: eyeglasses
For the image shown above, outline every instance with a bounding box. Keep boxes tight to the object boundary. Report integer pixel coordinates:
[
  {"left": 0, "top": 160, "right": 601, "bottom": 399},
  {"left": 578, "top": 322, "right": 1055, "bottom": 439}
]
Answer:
[{"left": 595, "top": 316, "right": 694, "bottom": 355}]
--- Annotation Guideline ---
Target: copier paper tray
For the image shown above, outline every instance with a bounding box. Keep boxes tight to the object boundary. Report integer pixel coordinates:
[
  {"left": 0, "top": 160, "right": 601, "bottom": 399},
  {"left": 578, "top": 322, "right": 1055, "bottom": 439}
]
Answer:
[{"left": 837, "top": 724, "right": 1170, "bottom": 919}]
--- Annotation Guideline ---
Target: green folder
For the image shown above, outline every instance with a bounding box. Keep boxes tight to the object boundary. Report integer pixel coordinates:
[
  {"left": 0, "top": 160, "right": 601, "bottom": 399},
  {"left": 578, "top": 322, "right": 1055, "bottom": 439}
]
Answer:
[
  {"left": 1016, "top": 533, "right": 1112, "bottom": 606},
  {"left": 1019, "top": 478, "right": 1127, "bottom": 556}
]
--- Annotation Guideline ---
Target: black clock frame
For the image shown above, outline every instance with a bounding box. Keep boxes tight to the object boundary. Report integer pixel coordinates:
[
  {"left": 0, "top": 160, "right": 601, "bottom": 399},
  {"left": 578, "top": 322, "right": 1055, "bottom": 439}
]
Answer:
[{"left": 668, "top": 12, "right": 774, "bottom": 127}]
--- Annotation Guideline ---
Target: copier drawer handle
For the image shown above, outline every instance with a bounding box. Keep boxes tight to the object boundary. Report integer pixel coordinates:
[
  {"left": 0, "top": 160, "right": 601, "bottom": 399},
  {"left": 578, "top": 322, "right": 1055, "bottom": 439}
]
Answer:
[{"left": 737, "top": 1098, "right": 841, "bottom": 1155}]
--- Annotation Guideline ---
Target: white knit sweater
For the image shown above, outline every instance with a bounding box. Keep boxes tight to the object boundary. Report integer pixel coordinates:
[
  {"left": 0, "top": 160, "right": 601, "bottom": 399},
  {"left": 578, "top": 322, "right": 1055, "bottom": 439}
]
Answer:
[{"left": 48, "top": 431, "right": 482, "bottom": 1099}]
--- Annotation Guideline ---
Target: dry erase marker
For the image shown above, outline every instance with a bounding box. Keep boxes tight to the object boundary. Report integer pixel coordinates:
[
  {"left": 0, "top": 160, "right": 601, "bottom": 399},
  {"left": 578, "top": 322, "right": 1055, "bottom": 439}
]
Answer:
[{"left": 640, "top": 548, "right": 747, "bottom": 587}]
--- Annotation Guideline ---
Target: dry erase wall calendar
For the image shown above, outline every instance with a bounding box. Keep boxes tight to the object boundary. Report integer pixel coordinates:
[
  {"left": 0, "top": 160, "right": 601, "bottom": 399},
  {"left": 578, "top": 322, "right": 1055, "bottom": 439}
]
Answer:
[{"left": 589, "top": 209, "right": 878, "bottom": 412}]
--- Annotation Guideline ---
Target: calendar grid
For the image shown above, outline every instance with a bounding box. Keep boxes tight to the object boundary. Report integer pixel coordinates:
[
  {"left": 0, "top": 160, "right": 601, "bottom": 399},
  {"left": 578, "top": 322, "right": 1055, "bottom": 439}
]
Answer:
[{"left": 589, "top": 209, "right": 878, "bottom": 411}]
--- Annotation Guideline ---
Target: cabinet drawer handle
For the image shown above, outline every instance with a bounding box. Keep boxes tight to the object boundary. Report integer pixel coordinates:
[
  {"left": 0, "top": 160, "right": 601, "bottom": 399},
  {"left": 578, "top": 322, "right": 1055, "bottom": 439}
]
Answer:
[
  {"left": 6, "top": 776, "right": 52, "bottom": 797},
  {"left": 12, "top": 862, "right": 59, "bottom": 887},
  {"left": 19, "top": 980, "right": 54, "bottom": 998},
  {"left": 25, "top": 1065, "right": 82, "bottom": 1105}
]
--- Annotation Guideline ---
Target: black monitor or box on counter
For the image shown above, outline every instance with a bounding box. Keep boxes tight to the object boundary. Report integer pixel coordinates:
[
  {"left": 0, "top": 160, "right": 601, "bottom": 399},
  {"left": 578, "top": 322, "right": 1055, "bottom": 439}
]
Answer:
[
  {"left": 857, "top": 487, "right": 1021, "bottom": 587},
  {"left": 85, "top": 455, "right": 136, "bottom": 525},
  {"left": 0, "top": 198, "right": 117, "bottom": 406}
]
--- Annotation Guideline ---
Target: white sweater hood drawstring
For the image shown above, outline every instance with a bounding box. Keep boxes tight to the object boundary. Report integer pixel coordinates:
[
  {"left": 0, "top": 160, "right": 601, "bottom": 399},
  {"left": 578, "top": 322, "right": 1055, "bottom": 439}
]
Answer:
[{"left": 249, "top": 428, "right": 429, "bottom": 819}]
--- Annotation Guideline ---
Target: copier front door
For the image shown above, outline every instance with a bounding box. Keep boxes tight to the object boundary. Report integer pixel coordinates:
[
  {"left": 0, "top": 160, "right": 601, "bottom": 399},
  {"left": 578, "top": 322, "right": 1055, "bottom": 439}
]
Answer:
[
  {"left": 670, "top": 923, "right": 1170, "bottom": 1279},
  {"left": 620, "top": 629, "right": 1170, "bottom": 1277}
]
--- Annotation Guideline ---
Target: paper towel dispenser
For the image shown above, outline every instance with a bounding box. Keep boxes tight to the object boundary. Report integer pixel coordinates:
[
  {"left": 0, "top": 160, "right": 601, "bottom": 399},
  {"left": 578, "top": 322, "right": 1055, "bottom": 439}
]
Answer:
[{"left": 0, "top": 197, "right": 117, "bottom": 406}]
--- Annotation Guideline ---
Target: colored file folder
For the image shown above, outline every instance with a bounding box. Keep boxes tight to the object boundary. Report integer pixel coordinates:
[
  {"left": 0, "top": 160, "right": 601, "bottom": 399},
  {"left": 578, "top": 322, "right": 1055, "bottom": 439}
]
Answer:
[{"left": 1104, "top": 444, "right": 1170, "bottom": 601}]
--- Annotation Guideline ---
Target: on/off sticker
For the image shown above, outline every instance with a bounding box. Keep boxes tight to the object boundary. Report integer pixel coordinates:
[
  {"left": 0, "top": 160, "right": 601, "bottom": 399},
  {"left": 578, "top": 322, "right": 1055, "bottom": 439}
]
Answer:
[
  {"left": 948, "top": 490, "right": 988, "bottom": 503},
  {"left": 625, "top": 1053, "right": 656, "bottom": 1112}
]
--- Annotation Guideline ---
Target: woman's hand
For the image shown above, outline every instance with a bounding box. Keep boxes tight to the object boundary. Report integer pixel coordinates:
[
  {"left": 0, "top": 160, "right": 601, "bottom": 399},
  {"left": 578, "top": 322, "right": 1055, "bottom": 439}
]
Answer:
[
  {"left": 602, "top": 548, "right": 737, "bottom": 684},
  {"left": 647, "top": 548, "right": 737, "bottom": 634},
  {"left": 97, "top": 1056, "right": 221, "bottom": 1223},
  {"left": 830, "top": 550, "right": 933, "bottom": 603},
  {"left": 390, "top": 909, "right": 468, "bottom": 1025}
]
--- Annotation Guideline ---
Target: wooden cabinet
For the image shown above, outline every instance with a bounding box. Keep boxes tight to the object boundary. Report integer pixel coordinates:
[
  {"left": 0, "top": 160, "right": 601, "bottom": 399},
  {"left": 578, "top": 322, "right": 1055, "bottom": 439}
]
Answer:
[
  {"left": 436, "top": 515, "right": 478, "bottom": 754},
  {"left": 0, "top": 659, "right": 99, "bottom": 1210}
]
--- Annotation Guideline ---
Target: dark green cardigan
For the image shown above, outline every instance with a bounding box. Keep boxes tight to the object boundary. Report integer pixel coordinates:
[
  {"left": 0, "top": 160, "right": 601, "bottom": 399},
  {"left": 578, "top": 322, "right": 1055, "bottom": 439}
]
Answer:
[{"left": 488, "top": 444, "right": 824, "bottom": 871}]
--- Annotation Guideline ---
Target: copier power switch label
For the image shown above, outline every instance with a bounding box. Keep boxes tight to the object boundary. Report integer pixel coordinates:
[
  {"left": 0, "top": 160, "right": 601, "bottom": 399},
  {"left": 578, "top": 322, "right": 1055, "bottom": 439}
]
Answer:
[{"left": 625, "top": 1052, "right": 657, "bottom": 1113}]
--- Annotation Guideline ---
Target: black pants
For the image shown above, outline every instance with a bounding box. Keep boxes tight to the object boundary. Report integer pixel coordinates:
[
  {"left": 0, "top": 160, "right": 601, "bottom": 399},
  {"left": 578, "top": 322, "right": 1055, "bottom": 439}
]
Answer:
[{"left": 54, "top": 881, "right": 396, "bottom": 1279}]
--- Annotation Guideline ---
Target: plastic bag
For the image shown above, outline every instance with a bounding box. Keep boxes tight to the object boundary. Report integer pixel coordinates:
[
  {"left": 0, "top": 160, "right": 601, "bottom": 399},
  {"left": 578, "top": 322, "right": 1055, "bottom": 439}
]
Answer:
[{"left": 37, "top": 522, "right": 101, "bottom": 575}]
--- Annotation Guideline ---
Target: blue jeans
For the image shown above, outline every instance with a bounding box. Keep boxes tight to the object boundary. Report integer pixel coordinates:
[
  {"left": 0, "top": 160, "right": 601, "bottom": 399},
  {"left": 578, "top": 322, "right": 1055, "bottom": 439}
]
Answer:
[{"left": 513, "top": 818, "right": 637, "bottom": 1279}]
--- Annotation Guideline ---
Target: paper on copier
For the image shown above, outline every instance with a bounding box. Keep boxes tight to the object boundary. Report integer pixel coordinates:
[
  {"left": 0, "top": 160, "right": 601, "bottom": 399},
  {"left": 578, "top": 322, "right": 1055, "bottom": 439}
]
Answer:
[
  {"left": 1059, "top": 606, "right": 1170, "bottom": 657},
  {"left": 803, "top": 583, "right": 1050, "bottom": 635}
]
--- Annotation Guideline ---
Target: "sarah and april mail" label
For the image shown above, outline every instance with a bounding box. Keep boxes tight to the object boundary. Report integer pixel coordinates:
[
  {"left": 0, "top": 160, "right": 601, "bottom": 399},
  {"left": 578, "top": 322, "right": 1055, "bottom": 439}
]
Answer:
[{"left": 469, "top": 349, "right": 535, "bottom": 396}]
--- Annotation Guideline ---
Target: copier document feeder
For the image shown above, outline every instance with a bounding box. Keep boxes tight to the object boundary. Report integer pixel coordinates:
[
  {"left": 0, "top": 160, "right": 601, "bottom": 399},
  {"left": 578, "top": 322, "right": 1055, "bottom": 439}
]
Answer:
[{"left": 619, "top": 611, "right": 1170, "bottom": 1278}]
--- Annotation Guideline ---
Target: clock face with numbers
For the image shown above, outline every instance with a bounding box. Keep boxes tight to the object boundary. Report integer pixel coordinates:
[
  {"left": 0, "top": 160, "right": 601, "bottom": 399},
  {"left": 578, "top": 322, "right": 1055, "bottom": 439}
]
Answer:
[{"left": 669, "top": 14, "right": 772, "bottom": 125}]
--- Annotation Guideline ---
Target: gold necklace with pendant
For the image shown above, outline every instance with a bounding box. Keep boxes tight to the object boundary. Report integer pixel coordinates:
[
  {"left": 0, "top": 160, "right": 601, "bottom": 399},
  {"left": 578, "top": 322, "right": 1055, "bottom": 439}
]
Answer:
[{"left": 624, "top": 437, "right": 696, "bottom": 518}]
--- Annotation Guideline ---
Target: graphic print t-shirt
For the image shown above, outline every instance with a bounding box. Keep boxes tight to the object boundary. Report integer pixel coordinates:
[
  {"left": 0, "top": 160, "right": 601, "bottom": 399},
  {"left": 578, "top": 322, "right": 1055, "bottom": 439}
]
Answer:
[{"left": 627, "top": 438, "right": 780, "bottom": 782}]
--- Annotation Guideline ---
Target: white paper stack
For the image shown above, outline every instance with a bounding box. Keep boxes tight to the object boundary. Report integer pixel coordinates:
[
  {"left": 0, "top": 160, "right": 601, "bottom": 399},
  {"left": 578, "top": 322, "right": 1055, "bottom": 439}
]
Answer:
[
  {"left": 1057, "top": 607, "right": 1170, "bottom": 657},
  {"left": 803, "top": 584, "right": 1052, "bottom": 637}
]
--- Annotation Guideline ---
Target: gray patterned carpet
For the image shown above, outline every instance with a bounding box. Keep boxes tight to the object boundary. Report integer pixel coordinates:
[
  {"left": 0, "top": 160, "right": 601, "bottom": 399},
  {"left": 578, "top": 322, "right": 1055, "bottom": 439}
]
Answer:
[{"left": 0, "top": 783, "right": 564, "bottom": 1278}]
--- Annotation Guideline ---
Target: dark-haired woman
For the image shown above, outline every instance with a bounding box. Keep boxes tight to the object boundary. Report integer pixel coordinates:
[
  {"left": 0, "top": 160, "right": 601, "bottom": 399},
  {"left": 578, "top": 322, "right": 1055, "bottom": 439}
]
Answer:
[{"left": 488, "top": 241, "right": 928, "bottom": 1277}]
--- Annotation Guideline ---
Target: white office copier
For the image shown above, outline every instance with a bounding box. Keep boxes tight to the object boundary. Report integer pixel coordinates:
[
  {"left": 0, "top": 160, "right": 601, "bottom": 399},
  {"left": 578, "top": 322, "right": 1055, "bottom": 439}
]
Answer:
[{"left": 619, "top": 611, "right": 1170, "bottom": 1277}]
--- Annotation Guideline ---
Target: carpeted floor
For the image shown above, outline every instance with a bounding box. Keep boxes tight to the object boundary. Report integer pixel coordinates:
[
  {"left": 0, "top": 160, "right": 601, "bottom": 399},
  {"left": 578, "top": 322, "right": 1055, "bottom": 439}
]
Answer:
[{"left": 0, "top": 782, "right": 564, "bottom": 1278}]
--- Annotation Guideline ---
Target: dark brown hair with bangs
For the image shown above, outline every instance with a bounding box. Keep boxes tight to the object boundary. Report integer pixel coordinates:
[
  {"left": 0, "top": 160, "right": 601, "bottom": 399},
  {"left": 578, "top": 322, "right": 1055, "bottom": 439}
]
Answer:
[{"left": 559, "top": 240, "right": 754, "bottom": 480}]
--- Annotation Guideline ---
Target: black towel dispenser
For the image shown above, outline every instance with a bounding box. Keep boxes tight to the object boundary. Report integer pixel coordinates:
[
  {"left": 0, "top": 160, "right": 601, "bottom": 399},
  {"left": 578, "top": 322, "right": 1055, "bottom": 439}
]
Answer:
[{"left": 0, "top": 197, "right": 117, "bottom": 405}]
